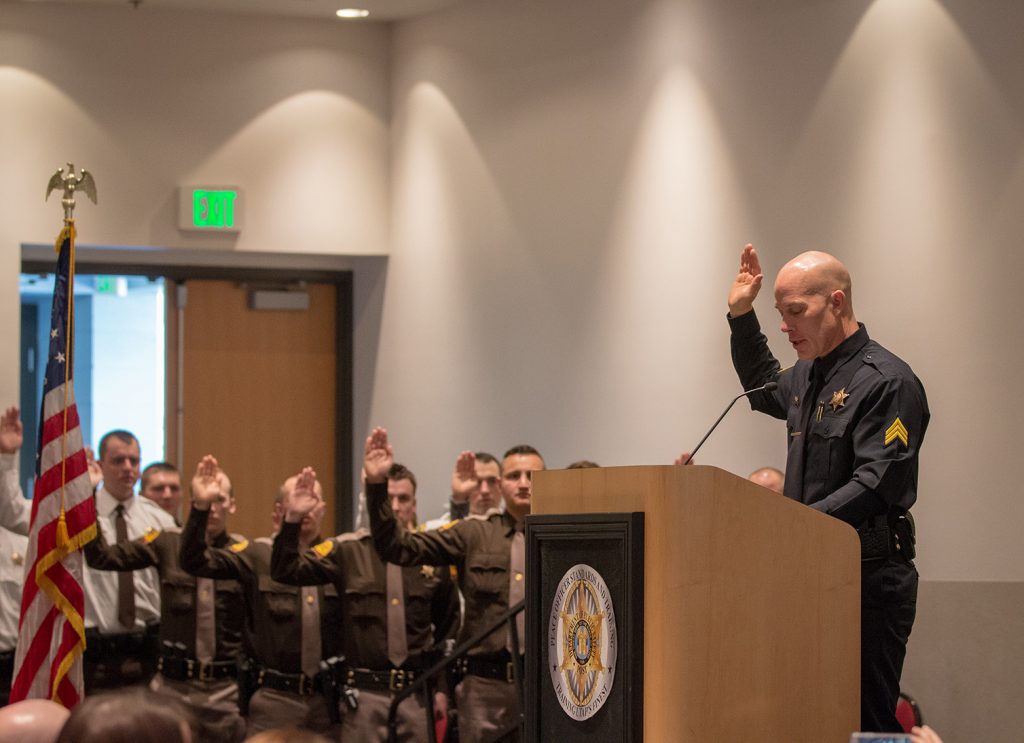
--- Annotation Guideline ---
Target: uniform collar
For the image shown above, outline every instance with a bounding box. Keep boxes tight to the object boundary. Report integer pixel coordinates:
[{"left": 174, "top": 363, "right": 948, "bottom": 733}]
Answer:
[
  {"left": 812, "top": 323, "right": 870, "bottom": 385},
  {"left": 95, "top": 486, "right": 136, "bottom": 518}
]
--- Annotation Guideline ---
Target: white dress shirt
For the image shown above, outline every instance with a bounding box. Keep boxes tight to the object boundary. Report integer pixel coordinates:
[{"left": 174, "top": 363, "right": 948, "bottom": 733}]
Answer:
[
  {"left": 0, "top": 453, "right": 30, "bottom": 537},
  {"left": 0, "top": 526, "right": 28, "bottom": 652},
  {"left": 84, "top": 486, "right": 176, "bottom": 634}
]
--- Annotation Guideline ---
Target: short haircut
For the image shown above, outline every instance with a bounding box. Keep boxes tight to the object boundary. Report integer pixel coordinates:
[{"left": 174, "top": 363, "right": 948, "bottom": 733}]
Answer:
[
  {"left": 140, "top": 461, "right": 179, "bottom": 491},
  {"left": 474, "top": 451, "right": 501, "bottom": 473},
  {"left": 98, "top": 430, "right": 138, "bottom": 460},
  {"left": 567, "top": 460, "right": 599, "bottom": 469},
  {"left": 55, "top": 687, "right": 194, "bottom": 743},
  {"left": 749, "top": 466, "right": 784, "bottom": 479},
  {"left": 388, "top": 463, "right": 417, "bottom": 494},
  {"left": 503, "top": 444, "right": 543, "bottom": 462}
]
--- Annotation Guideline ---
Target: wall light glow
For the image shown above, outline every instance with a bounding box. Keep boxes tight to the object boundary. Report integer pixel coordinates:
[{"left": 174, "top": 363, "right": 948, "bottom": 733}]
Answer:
[{"left": 336, "top": 8, "right": 370, "bottom": 19}]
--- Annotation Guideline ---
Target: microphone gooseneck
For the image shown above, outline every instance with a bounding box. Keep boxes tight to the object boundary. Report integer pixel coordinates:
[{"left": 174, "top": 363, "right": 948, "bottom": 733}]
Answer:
[{"left": 681, "top": 381, "right": 779, "bottom": 465}]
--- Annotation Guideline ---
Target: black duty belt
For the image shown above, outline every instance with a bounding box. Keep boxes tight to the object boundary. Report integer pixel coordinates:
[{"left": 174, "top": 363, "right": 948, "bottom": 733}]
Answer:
[
  {"left": 459, "top": 654, "right": 517, "bottom": 684},
  {"left": 159, "top": 655, "right": 236, "bottom": 682},
  {"left": 858, "top": 514, "right": 916, "bottom": 562},
  {"left": 344, "top": 667, "right": 418, "bottom": 693},
  {"left": 256, "top": 667, "right": 323, "bottom": 696},
  {"left": 84, "top": 626, "right": 159, "bottom": 659}
]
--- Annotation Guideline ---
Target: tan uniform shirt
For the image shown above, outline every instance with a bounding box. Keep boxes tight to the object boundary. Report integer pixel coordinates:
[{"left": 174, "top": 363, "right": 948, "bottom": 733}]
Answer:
[
  {"left": 271, "top": 523, "right": 460, "bottom": 670},
  {"left": 366, "top": 481, "right": 517, "bottom": 657},
  {"left": 84, "top": 525, "right": 245, "bottom": 662},
  {"left": 179, "top": 507, "right": 342, "bottom": 672}
]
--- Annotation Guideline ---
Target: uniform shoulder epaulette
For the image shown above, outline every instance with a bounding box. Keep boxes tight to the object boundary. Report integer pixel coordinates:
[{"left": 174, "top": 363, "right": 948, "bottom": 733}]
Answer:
[
  {"left": 334, "top": 530, "right": 368, "bottom": 544},
  {"left": 229, "top": 539, "right": 250, "bottom": 553},
  {"left": 312, "top": 539, "right": 335, "bottom": 558},
  {"left": 142, "top": 528, "right": 161, "bottom": 544}
]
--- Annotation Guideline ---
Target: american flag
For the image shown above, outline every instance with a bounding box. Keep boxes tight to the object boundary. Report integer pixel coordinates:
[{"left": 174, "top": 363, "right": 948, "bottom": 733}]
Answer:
[{"left": 9, "top": 223, "right": 97, "bottom": 707}]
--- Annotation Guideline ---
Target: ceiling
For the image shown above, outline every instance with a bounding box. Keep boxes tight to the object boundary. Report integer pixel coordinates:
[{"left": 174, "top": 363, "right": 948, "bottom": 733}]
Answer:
[{"left": 12, "top": 0, "right": 469, "bottom": 22}]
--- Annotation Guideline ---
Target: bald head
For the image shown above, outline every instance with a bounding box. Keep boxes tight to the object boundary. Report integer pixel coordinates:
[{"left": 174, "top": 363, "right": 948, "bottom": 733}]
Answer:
[
  {"left": 774, "top": 251, "right": 859, "bottom": 360},
  {"left": 0, "top": 699, "right": 70, "bottom": 743},
  {"left": 776, "top": 251, "right": 852, "bottom": 306},
  {"left": 749, "top": 467, "right": 784, "bottom": 494}
]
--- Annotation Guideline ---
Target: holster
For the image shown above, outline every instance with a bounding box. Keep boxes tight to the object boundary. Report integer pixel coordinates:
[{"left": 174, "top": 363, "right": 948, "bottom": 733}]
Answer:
[
  {"left": 320, "top": 656, "right": 345, "bottom": 724},
  {"left": 236, "top": 657, "right": 258, "bottom": 717}
]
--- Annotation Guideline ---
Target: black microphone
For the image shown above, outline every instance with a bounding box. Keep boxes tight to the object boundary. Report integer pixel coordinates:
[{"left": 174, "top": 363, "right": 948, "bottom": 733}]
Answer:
[{"left": 680, "top": 381, "right": 779, "bottom": 465}]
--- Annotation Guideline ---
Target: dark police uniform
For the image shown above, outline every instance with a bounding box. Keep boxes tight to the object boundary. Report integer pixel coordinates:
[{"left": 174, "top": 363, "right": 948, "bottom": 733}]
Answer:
[
  {"left": 730, "top": 311, "right": 929, "bottom": 732},
  {"left": 272, "top": 523, "right": 460, "bottom": 741},
  {"left": 180, "top": 507, "right": 343, "bottom": 738},
  {"left": 367, "top": 481, "right": 523, "bottom": 743},
  {"left": 84, "top": 525, "right": 247, "bottom": 742}
]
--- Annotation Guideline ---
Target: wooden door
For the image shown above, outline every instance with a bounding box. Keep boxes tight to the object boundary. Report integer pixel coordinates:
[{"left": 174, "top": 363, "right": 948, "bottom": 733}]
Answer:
[{"left": 167, "top": 279, "right": 338, "bottom": 541}]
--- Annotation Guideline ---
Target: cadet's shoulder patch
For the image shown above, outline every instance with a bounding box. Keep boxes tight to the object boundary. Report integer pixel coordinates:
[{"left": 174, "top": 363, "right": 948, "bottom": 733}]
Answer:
[
  {"left": 229, "top": 539, "right": 250, "bottom": 553},
  {"left": 439, "top": 519, "right": 460, "bottom": 530},
  {"left": 884, "top": 417, "right": 909, "bottom": 448},
  {"left": 312, "top": 539, "right": 335, "bottom": 558},
  {"left": 143, "top": 528, "right": 161, "bottom": 544}
]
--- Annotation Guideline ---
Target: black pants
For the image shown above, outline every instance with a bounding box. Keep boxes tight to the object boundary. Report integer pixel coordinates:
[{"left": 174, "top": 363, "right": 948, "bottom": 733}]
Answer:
[
  {"left": 83, "top": 627, "right": 160, "bottom": 693},
  {"left": 860, "top": 558, "right": 918, "bottom": 732},
  {"left": 0, "top": 650, "right": 14, "bottom": 706}
]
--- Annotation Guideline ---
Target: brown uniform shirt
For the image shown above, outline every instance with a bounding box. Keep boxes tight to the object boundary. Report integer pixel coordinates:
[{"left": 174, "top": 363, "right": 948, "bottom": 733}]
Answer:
[
  {"left": 179, "top": 508, "right": 342, "bottom": 672},
  {"left": 271, "top": 522, "right": 459, "bottom": 670},
  {"left": 366, "top": 481, "right": 516, "bottom": 657},
  {"left": 84, "top": 525, "right": 244, "bottom": 662}
]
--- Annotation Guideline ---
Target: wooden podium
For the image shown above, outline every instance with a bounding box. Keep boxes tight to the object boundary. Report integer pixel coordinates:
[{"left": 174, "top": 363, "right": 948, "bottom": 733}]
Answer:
[{"left": 528, "top": 465, "right": 860, "bottom": 743}]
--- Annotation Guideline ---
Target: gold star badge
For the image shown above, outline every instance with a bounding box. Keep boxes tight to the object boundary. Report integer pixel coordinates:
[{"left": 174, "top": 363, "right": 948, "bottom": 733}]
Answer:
[{"left": 830, "top": 388, "right": 850, "bottom": 412}]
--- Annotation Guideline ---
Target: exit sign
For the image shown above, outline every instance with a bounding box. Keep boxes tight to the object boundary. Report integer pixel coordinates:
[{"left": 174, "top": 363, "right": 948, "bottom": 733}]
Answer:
[{"left": 178, "top": 186, "right": 244, "bottom": 232}]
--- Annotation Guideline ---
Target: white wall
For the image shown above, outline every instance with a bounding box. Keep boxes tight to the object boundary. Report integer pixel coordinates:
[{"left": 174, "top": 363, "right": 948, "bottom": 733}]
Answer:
[
  {"left": 381, "top": 0, "right": 1024, "bottom": 584},
  {"left": 0, "top": 2, "right": 390, "bottom": 401}
]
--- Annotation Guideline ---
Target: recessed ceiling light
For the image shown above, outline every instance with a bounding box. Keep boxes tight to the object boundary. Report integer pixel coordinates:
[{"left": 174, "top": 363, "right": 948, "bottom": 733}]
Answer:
[{"left": 336, "top": 8, "right": 370, "bottom": 19}]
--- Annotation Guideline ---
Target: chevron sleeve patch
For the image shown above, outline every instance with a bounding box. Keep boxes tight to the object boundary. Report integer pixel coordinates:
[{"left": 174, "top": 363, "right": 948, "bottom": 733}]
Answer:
[{"left": 884, "top": 417, "right": 909, "bottom": 448}]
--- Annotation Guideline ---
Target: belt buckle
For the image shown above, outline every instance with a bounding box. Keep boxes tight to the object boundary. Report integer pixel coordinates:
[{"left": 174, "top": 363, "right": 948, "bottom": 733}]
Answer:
[
  {"left": 389, "top": 669, "right": 405, "bottom": 692},
  {"left": 505, "top": 662, "right": 514, "bottom": 684},
  {"left": 198, "top": 662, "right": 214, "bottom": 682},
  {"left": 299, "top": 673, "right": 315, "bottom": 695}
]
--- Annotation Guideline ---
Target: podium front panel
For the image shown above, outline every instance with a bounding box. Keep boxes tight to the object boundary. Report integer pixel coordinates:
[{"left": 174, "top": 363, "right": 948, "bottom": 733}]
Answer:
[{"left": 524, "top": 512, "right": 644, "bottom": 743}]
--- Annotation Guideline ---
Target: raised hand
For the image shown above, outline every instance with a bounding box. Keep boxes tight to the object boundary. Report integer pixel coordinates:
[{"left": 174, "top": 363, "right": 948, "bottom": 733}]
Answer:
[
  {"left": 85, "top": 447, "right": 103, "bottom": 489},
  {"left": 674, "top": 451, "right": 696, "bottom": 466},
  {"left": 0, "top": 407, "right": 23, "bottom": 454},
  {"left": 450, "top": 450, "right": 477, "bottom": 504},
  {"left": 727, "top": 244, "right": 764, "bottom": 317},
  {"left": 363, "top": 427, "right": 393, "bottom": 484},
  {"left": 284, "top": 466, "right": 321, "bottom": 522},
  {"left": 190, "top": 455, "right": 221, "bottom": 509}
]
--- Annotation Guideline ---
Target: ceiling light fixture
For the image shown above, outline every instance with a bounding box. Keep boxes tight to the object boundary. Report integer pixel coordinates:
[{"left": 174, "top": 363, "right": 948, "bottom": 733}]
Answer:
[{"left": 336, "top": 8, "right": 370, "bottom": 19}]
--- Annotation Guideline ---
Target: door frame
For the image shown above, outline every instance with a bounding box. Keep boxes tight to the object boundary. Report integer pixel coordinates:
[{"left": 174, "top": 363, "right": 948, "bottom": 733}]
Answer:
[{"left": 21, "top": 256, "right": 355, "bottom": 534}]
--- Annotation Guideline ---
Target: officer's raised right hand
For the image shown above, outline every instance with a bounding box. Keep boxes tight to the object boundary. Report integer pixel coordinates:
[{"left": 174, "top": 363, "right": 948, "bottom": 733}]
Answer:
[
  {"left": 728, "top": 243, "right": 764, "bottom": 317},
  {"left": 190, "top": 455, "right": 221, "bottom": 510}
]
